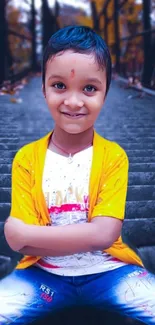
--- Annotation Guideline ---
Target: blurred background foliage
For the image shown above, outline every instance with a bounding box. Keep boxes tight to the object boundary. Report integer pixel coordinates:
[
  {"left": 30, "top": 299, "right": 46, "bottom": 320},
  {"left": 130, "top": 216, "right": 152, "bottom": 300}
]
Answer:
[
  {"left": 0, "top": 0, "right": 155, "bottom": 89},
  {"left": 6, "top": 0, "right": 32, "bottom": 74}
]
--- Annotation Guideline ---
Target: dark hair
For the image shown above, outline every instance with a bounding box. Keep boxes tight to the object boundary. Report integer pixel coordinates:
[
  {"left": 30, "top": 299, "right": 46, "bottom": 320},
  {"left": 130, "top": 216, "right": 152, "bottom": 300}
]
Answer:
[{"left": 42, "top": 25, "right": 112, "bottom": 95}]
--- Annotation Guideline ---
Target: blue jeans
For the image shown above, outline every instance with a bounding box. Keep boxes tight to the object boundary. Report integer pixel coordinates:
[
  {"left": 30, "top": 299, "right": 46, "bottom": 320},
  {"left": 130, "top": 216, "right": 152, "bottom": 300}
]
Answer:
[{"left": 0, "top": 264, "right": 155, "bottom": 324}]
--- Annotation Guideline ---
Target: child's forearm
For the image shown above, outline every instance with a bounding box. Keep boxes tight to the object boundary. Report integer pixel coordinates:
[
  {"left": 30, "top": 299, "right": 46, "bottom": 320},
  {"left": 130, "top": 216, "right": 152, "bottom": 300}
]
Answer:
[
  {"left": 21, "top": 222, "right": 110, "bottom": 256},
  {"left": 19, "top": 246, "right": 68, "bottom": 256}
]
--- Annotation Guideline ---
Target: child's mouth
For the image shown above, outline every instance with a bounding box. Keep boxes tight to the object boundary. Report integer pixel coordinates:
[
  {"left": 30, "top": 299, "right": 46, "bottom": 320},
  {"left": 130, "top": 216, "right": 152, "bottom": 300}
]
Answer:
[{"left": 61, "top": 112, "right": 86, "bottom": 119}]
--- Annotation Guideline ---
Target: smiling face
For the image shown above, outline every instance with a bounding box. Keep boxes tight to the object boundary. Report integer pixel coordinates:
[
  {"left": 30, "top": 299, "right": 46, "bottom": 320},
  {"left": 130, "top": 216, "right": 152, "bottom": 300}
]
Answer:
[{"left": 43, "top": 50, "right": 107, "bottom": 135}]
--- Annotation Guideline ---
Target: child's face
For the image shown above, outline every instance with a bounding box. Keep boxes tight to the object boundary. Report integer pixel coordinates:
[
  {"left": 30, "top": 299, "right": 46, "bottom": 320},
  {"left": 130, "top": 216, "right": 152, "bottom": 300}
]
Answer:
[{"left": 43, "top": 50, "right": 107, "bottom": 134}]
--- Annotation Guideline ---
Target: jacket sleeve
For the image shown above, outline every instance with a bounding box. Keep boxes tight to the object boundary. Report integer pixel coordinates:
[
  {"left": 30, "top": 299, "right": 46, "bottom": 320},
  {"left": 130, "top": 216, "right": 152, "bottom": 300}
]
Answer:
[
  {"left": 92, "top": 146, "right": 129, "bottom": 220},
  {"left": 10, "top": 145, "right": 39, "bottom": 225}
]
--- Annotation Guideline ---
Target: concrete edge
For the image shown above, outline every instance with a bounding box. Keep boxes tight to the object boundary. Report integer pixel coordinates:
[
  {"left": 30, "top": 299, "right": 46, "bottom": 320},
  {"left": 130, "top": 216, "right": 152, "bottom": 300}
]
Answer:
[{"left": 116, "top": 76, "right": 155, "bottom": 96}]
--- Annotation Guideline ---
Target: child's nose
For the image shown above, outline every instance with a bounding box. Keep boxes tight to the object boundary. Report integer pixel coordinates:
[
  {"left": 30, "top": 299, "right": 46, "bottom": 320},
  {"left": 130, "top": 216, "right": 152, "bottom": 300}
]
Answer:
[{"left": 64, "top": 95, "right": 84, "bottom": 109}]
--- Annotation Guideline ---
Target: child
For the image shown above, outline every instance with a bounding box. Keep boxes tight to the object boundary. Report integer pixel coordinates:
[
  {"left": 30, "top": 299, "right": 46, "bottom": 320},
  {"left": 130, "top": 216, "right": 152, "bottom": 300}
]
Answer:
[{"left": 1, "top": 25, "right": 155, "bottom": 324}]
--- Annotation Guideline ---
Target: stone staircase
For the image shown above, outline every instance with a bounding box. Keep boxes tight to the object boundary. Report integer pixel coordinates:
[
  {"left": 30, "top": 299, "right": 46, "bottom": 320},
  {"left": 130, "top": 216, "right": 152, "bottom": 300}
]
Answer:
[
  {"left": 0, "top": 77, "right": 155, "bottom": 324},
  {"left": 100, "top": 86, "right": 155, "bottom": 243}
]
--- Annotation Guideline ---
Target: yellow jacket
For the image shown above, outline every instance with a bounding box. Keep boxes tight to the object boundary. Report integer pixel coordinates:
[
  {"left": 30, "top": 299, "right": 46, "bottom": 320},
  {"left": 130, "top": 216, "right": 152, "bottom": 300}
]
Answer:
[{"left": 10, "top": 130, "right": 143, "bottom": 269}]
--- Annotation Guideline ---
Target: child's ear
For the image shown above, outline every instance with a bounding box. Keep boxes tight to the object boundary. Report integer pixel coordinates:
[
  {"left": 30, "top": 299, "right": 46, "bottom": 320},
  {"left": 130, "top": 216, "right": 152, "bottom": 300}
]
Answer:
[{"left": 42, "top": 84, "right": 46, "bottom": 98}]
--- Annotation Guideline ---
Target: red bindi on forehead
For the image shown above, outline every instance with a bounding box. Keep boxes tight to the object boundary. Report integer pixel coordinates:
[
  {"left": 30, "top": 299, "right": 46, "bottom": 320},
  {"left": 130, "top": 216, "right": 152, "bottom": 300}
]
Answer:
[{"left": 70, "top": 69, "right": 75, "bottom": 78}]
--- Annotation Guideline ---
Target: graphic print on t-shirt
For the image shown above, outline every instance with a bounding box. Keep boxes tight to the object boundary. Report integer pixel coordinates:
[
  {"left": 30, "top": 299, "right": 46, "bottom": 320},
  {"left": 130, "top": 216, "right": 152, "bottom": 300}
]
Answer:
[
  {"left": 47, "top": 188, "right": 89, "bottom": 221},
  {"left": 36, "top": 147, "right": 126, "bottom": 276}
]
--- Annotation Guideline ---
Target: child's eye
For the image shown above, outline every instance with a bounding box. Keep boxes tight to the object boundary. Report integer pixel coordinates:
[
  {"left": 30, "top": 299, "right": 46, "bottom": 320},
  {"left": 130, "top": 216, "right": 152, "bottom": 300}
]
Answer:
[
  {"left": 53, "top": 82, "right": 66, "bottom": 89},
  {"left": 84, "top": 85, "right": 97, "bottom": 92}
]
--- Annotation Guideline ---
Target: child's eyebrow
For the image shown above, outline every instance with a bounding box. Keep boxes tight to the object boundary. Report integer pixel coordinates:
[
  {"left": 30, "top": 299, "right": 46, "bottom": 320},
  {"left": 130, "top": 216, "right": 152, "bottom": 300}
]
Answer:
[
  {"left": 48, "top": 74, "right": 65, "bottom": 81},
  {"left": 85, "top": 78, "right": 102, "bottom": 85}
]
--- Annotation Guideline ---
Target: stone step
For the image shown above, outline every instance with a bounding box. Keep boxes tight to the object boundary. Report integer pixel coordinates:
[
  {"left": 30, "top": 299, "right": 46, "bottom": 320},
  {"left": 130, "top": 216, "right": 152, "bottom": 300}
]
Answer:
[
  {"left": 0, "top": 144, "right": 21, "bottom": 150},
  {"left": 110, "top": 129, "right": 155, "bottom": 134},
  {"left": 0, "top": 188, "right": 11, "bottom": 202},
  {"left": 122, "top": 219, "right": 155, "bottom": 245},
  {"left": 0, "top": 158, "right": 14, "bottom": 164},
  {"left": 0, "top": 132, "right": 46, "bottom": 137},
  {"left": 127, "top": 185, "right": 155, "bottom": 201},
  {"left": 0, "top": 151, "right": 16, "bottom": 159},
  {"left": 0, "top": 138, "right": 19, "bottom": 143},
  {"left": 0, "top": 164, "right": 12, "bottom": 173},
  {"left": 0, "top": 200, "right": 155, "bottom": 221},
  {"left": 128, "top": 172, "right": 155, "bottom": 185},
  {"left": 123, "top": 126, "right": 155, "bottom": 129},
  {"left": 0, "top": 203, "right": 11, "bottom": 221},
  {"left": 0, "top": 138, "right": 34, "bottom": 143},
  {"left": 125, "top": 200, "right": 155, "bottom": 219},
  {"left": 121, "top": 143, "right": 155, "bottom": 149},
  {"left": 0, "top": 174, "right": 11, "bottom": 187},
  {"left": 129, "top": 163, "right": 155, "bottom": 172},
  {"left": 106, "top": 136, "right": 155, "bottom": 141},
  {"left": 108, "top": 137, "right": 155, "bottom": 143},
  {"left": 106, "top": 124, "right": 155, "bottom": 128},
  {"left": 129, "top": 156, "right": 155, "bottom": 163},
  {"left": 124, "top": 149, "right": 155, "bottom": 157},
  {"left": 104, "top": 131, "right": 155, "bottom": 136}
]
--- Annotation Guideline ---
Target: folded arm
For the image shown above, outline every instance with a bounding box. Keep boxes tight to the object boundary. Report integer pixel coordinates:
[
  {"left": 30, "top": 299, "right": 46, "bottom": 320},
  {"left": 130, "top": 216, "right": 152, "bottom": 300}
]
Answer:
[{"left": 4, "top": 216, "right": 122, "bottom": 256}]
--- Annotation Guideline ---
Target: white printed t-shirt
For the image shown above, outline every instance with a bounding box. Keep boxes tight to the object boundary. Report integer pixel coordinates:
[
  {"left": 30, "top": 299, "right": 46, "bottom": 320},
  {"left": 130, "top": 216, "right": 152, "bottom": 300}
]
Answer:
[{"left": 36, "top": 147, "right": 127, "bottom": 276}]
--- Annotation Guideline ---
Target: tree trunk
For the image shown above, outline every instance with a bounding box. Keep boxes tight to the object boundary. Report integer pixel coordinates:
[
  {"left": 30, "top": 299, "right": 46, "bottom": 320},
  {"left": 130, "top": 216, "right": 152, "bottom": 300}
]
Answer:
[
  {"left": 31, "top": 0, "right": 37, "bottom": 71},
  {"left": 0, "top": 0, "right": 7, "bottom": 84},
  {"left": 42, "top": 0, "right": 59, "bottom": 50},
  {"left": 142, "top": 0, "right": 152, "bottom": 87},
  {"left": 91, "top": 1, "right": 100, "bottom": 33}
]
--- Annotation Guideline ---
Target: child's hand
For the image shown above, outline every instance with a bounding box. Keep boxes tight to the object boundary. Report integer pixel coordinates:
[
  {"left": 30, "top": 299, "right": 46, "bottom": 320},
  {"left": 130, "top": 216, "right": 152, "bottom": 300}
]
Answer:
[{"left": 4, "top": 217, "right": 28, "bottom": 252}]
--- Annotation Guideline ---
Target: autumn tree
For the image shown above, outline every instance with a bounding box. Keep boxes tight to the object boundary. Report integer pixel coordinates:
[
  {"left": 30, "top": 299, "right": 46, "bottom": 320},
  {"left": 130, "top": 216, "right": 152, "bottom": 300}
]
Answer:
[{"left": 6, "top": 0, "right": 32, "bottom": 75}]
